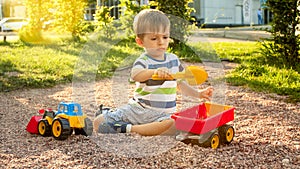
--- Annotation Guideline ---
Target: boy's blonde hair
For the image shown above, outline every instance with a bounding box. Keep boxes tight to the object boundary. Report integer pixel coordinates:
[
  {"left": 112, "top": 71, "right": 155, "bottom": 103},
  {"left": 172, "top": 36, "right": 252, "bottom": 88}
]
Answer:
[{"left": 133, "top": 9, "right": 170, "bottom": 38}]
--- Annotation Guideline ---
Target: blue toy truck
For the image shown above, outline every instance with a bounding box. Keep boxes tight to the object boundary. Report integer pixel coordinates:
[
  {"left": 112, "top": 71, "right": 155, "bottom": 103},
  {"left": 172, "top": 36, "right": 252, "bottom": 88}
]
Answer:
[{"left": 36, "top": 102, "right": 93, "bottom": 140}]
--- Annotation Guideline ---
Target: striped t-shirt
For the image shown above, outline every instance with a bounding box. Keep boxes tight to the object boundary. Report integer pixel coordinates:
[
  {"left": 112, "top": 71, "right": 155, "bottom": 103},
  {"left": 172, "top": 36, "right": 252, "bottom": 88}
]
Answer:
[{"left": 131, "top": 52, "right": 184, "bottom": 113}]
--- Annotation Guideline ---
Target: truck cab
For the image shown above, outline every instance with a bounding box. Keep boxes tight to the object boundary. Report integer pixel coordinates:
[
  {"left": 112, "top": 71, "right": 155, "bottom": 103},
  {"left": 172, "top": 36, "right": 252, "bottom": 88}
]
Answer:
[{"left": 57, "top": 102, "right": 83, "bottom": 116}]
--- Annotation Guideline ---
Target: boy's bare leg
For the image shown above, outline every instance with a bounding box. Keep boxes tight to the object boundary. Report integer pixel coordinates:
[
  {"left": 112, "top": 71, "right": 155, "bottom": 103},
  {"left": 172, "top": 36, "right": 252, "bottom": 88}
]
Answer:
[
  {"left": 131, "top": 119, "right": 176, "bottom": 136},
  {"left": 93, "top": 114, "right": 105, "bottom": 132}
]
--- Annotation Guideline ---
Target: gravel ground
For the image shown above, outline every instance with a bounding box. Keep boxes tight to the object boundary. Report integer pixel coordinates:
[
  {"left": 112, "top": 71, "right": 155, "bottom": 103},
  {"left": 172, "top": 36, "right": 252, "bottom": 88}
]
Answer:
[{"left": 0, "top": 62, "right": 299, "bottom": 169}]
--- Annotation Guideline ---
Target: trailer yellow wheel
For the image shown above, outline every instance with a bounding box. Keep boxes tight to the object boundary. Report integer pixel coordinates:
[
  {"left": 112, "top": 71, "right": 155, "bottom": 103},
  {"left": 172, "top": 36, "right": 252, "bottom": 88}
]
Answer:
[
  {"left": 219, "top": 125, "right": 235, "bottom": 144},
  {"left": 52, "top": 118, "right": 71, "bottom": 140},
  {"left": 210, "top": 133, "right": 220, "bottom": 149},
  {"left": 38, "top": 119, "right": 51, "bottom": 137},
  {"left": 225, "top": 127, "right": 234, "bottom": 142},
  {"left": 199, "top": 132, "right": 220, "bottom": 149}
]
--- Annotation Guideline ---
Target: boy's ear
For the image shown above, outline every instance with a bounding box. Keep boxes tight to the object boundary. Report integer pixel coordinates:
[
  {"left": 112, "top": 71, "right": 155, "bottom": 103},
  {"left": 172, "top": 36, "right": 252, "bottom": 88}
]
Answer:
[{"left": 135, "top": 37, "right": 143, "bottom": 47}]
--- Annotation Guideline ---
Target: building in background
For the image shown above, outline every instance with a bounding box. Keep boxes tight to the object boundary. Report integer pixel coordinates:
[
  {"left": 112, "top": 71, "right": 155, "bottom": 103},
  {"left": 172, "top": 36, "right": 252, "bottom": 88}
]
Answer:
[
  {"left": 190, "top": 0, "right": 272, "bottom": 27},
  {"left": 1, "top": 0, "right": 272, "bottom": 27},
  {"left": 0, "top": 0, "right": 26, "bottom": 19}
]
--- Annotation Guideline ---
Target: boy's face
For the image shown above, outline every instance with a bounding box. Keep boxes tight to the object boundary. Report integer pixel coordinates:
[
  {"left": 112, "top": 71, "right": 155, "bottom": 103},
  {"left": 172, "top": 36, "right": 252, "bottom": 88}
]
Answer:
[{"left": 136, "top": 29, "right": 170, "bottom": 59}]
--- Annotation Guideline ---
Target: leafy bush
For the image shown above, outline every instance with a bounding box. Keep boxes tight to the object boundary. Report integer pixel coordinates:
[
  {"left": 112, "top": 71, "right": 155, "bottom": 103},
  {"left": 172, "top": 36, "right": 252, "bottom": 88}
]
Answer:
[
  {"left": 94, "top": 6, "right": 117, "bottom": 39},
  {"left": 153, "top": 0, "right": 194, "bottom": 50},
  {"left": 261, "top": 0, "right": 300, "bottom": 69},
  {"left": 53, "top": 0, "right": 88, "bottom": 41},
  {"left": 118, "top": 0, "right": 149, "bottom": 39},
  {"left": 19, "top": 0, "right": 52, "bottom": 43}
]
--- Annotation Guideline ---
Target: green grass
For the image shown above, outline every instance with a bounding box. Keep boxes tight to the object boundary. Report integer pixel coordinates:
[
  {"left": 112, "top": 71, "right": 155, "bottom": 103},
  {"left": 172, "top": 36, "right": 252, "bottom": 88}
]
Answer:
[
  {"left": 211, "top": 42, "right": 261, "bottom": 63},
  {"left": 226, "top": 64, "right": 300, "bottom": 102},
  {"left": 201, "top": 42, "right": 300, "bottom": 102},
  {"left": 1, "top": 39, "right": 299, "bottom": 102},
  {"left": 0, "top": 42, "right": 79, "bottom": 91},
  {"left": 187, "top": 41, "right": 300, "bottom": 102},
  {"left": 0, "top": 38, "right": 142, "bottom": 91}
]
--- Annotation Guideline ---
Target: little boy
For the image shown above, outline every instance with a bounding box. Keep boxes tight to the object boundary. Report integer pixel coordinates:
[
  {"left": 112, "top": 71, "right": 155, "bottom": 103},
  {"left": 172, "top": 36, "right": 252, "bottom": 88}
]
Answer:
[{"left": 93, "top": 9, "right": 213, "bottom": 136}]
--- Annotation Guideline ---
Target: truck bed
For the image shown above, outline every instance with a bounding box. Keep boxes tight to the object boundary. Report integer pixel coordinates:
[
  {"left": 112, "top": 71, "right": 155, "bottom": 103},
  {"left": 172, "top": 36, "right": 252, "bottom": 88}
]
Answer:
[{"left": 171, "top": 102, "right": 235, "bottom": 135}]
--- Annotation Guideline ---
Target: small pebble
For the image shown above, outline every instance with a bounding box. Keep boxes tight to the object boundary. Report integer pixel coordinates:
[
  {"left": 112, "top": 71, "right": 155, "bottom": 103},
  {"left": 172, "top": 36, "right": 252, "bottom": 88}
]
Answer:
[{"left": 282, "top": 159, "right": 289, "bottom": 164}]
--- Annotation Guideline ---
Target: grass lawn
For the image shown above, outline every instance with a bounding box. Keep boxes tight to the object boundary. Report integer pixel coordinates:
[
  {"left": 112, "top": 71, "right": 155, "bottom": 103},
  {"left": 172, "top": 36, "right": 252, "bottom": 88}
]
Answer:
[
  {"left": 210, "top": 42, "right": 300, "bottom": 102},
  {"left": 0, "top": 39, "right": 299, "bottom": 102}
]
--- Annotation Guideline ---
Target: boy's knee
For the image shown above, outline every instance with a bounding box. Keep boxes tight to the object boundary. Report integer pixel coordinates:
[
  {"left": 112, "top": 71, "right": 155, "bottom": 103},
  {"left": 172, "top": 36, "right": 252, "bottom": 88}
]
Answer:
[
  {"left": 93, "top": 115, "right": 105, "bottom": 132},
  {"left": 160, "top": 118, "right": 175, "bottom": 127},
  {"left": 160, "top": 118, "right": 176, "bottom": 135},
  {"left": 165, "top": 118, "right": 175, "bottom": 123}
]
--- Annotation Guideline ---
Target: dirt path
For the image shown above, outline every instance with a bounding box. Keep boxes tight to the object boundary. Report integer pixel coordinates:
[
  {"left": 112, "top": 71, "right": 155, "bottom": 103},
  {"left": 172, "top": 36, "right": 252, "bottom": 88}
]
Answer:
[{"left": 1, "top": 65, "right": 299, "bottom": 168}]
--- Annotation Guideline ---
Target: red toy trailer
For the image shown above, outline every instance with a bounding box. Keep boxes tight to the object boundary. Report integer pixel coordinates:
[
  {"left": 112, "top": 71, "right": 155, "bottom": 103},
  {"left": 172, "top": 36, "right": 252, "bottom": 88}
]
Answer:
[{"left": 171, "top": 102, "right": 235, "bottom": 149}]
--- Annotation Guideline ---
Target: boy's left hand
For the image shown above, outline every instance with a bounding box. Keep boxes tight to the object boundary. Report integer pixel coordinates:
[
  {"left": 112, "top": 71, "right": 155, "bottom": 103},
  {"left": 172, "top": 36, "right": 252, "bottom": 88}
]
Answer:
[{"left": 199, "top": 86, "right": 214, "bottom": 101}]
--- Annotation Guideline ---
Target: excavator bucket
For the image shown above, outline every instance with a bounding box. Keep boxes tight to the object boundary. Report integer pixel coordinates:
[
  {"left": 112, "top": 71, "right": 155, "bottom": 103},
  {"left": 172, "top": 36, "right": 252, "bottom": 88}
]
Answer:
[{"left": 26, "top": 116, "right": 42, "bottom": 134}]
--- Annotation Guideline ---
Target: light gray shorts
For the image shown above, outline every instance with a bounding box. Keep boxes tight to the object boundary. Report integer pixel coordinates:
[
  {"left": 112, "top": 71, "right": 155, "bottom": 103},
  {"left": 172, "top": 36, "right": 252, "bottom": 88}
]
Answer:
[{"left": 102, "top": 99, "right": 171, "bottom": 125}]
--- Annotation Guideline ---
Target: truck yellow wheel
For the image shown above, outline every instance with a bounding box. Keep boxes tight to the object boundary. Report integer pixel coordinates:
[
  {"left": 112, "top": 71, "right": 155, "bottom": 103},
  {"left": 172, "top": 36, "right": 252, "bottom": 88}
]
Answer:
[
  {"left": 38, "top": 119, "right": 51, "bottom": 137},
  {"left": 52, "top": 118, "right": 71, "bottom": 140},
  {"left": 83, "top": 118, "right": 93, "bottom": 136},
  {"left": 219, "top": 125, "right": 235, "bottom": 144},
  {"left": 74, "top": 118, "right": 93, "bottom": 136}
]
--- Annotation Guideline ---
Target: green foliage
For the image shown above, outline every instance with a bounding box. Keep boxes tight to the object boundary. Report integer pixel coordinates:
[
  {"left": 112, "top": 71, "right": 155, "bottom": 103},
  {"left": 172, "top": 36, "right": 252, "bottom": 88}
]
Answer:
[
  {"left": 94, "top": 6, "right": 117, "bottom": 39},
  {"left": 153, "top": 0, "right": 194, "bottom": 48},
  {"left": 76, "top": 21, "right": 97, "bottom": 38},
  {"left": 261, "top": 0, "right": 300, "bottom": 69},
  {"left": 96, "top": 38, "right": 142, "bottom": 78},
  {"left": 170, "top": 43, "right": 199, "bottom": 62},
  {"left": 52, "top": 0, "right": 88, "bottom": 41},
  {"left": 19, "top": 26, "right": 44, "bottom": 44},
  {"left": 19, "top": 0, "right": 52, "bottom": 43},
  {"left": 118, "top": 0, "right": 149, "bottom": 38},
  {"left": 21, "top": 0, "right": 89, "bottom": 42},
  {"left": 177, "top": 42, "right": 216, "bottom": 62}
]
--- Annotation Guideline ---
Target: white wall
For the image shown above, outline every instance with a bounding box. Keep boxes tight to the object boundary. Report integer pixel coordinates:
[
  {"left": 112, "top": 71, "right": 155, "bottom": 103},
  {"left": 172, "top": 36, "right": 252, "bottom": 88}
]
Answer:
[
  {"left": 199, "top": 0, "right": 261, "bottom": 25},
  {"left": 202, "top": 0, "right": 235, "bottom": 24},
  {"left": 251, "top": 0, "right": 260, "bottom": 25}
]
